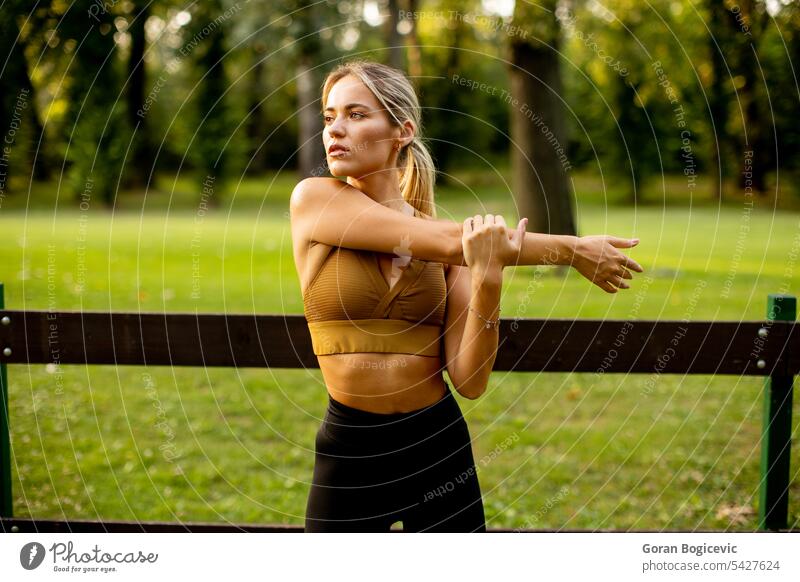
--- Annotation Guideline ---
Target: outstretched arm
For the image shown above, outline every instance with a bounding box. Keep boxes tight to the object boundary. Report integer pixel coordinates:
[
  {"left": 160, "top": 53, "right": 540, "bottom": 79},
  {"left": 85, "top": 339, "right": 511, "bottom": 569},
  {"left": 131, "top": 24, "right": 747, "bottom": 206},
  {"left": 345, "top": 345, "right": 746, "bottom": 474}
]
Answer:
[
  {"left": 450, "top": 230, "right": 576, "bottom": 266},
  {"left": 450, "top": 215, "right": 644, "bottom": 294}
]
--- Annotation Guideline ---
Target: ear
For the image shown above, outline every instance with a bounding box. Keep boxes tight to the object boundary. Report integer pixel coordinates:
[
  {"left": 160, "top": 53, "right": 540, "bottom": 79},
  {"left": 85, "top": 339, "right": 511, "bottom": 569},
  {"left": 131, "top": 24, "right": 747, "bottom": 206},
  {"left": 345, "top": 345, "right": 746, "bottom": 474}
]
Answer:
[{"left": 399, "top": 119, "right": 415, "bottom": 148}]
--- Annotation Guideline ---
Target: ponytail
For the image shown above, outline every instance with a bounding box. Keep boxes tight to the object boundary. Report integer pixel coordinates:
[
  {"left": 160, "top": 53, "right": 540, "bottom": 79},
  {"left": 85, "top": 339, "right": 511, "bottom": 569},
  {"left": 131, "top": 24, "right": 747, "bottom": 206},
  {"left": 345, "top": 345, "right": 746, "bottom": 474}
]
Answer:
[{"left": 399, "top": 138, "right": 437, "bottom": 218}]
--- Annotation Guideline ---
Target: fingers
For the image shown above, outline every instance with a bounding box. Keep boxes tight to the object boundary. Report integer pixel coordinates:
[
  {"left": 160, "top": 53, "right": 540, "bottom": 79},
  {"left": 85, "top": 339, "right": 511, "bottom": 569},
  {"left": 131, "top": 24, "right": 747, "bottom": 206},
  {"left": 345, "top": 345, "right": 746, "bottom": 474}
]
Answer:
[
  {"left": 494, "top": 215, "right": 515, "bottom": 243},
  {"left": 597, "top": 280, "right": 618, "bottom": 294},
  {"left": 470, "top": 214, "right": 503, "bottom": 230},
  {"left": 580, "top": 237, "right": 643, "bottom": 293},
  {"left": 463, "top": 216, "right": 473, "bottom": 235},
  {"left": 609, "top": 236, "right": 640, "bottom": 248},
  {"left": 623, "top": 255, "right": 644, "bottom": 273},
  {"left": 611, "top": 274, "right": 630, "bottom": 289},
  {"left": 596, "top": 266, "right": 631, "bottom": 293},
  {"left": 506, "top": 217, "right": 527, "bottom": 244},
  {"left": 610, "top": 265, "right": 634, "bottom": 281},
  {"left": 468, "top": 214, "right": 527, "bottom": 239},
  {"left": 517, "top": 217, "right": 528, "bottom": 239}
]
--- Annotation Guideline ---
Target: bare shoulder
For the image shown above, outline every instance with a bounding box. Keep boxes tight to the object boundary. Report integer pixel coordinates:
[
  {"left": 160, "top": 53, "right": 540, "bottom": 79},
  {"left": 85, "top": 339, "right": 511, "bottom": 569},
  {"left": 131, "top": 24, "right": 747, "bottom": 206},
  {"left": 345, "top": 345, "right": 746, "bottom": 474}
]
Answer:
[
  {"left": 290, "top": 177, "right": 360, "bottom": 211},
  {"left": 289, "top": 179, "right": 349, "bottom": 293}
]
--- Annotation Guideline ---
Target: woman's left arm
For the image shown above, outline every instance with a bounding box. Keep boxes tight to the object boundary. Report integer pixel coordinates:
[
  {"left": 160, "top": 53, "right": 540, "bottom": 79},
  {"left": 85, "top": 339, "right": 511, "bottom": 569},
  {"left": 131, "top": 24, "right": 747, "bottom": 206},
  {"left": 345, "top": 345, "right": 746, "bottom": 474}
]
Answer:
[
  {"left": 442, "top": 214, "right": 526, "bottom": 400},
  {"left": 442, "top": 262, "right": 503, "bottom": 400}
]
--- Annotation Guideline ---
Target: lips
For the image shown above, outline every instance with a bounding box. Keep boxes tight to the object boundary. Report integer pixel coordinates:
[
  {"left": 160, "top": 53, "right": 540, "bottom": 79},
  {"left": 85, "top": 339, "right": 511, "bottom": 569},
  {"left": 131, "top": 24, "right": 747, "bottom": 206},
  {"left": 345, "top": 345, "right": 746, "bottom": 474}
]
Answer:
[{"left": 328, "top": 144, "right": 349, "bottom": 156}]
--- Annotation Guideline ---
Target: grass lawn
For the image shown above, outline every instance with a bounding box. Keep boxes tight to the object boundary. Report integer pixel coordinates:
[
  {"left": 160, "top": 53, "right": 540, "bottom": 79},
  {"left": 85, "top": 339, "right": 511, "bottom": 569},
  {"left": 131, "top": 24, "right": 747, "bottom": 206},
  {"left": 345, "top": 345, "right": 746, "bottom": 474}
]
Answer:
[{"left": 0, "top": 169, "right": 798, "bottom": 530}]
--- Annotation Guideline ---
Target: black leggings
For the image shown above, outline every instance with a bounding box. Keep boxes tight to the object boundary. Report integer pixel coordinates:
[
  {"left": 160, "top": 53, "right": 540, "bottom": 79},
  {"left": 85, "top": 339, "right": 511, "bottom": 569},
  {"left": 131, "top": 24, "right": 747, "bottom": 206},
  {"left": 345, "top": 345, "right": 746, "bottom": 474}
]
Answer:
[{"left": 305, "top": 387, "right": 486, "bottom": 532}]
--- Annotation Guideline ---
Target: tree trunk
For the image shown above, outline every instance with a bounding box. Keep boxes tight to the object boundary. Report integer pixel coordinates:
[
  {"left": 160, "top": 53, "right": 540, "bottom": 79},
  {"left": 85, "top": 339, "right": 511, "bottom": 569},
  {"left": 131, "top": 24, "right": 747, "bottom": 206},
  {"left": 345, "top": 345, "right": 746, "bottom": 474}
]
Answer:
[
  {"left": 385, "top": 0, "right": 403, "bottom": 70},
  {"left": 0, "top": 14, "right": 50, "bottom": 182},
  {"left": 404, "top": 0, "right": 422, "bottom": 79},
  {"left": 510, "top": 1, "right": 576, "bottom": 237},
  {"left": 247, "top": 43, "right": 267, "bottom": 172},
  {"left": 295, "top": 0, "right": 326, "bottom": 179},
  {"left": 707, "top": 0, "right": 730, "bottom": 201},
  {"left": 732, "top": 0, "right": 769, "bottom": 195},
  {"left": 127, "top": 1, "right": 152, "bottom": 188},
  {"left": 296, "top": 58, "right": 326, "bottom": 178},
  {"left": 192, "top": 0, "right": 229, "bottom": 207}
]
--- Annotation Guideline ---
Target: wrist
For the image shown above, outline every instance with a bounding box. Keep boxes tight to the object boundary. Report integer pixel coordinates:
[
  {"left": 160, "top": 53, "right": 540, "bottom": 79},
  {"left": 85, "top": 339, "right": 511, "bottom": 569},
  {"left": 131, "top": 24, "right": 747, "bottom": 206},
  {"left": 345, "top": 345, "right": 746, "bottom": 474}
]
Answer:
[
  {"left": 555, "top": 235, "right": 580, "bottom": 266},
  {"left": 470, "top": 263, "right": 503, "bottom": 288},
  {"left": 467, "top": 304, "right": 501, "bottom": 330}
]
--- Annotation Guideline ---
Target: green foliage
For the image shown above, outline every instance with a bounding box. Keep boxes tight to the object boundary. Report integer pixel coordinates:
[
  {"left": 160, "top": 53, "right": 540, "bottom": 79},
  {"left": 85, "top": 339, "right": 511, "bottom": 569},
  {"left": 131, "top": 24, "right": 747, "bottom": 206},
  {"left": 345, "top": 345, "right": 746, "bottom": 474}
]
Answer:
[
  {"left": 414, "top": 0, "right": 511, "bottom": 174},
  {"left": 56, "top": 1, "right": 132, "bottom": 205},
  {"left": 65, "top": 98, "right": 131, "bottom": 206},
  {"left": 3, "top": 0, "right": 800, "bottom": 203},
  {"left": 184, "top": 0, "right": 236, "bottom": 201}
]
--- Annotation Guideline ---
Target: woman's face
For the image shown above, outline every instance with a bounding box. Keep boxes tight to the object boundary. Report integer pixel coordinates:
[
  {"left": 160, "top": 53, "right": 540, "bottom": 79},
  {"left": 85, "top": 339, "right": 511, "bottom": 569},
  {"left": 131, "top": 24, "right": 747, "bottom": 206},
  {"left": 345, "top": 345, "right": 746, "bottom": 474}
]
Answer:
[{"left": 322, "top": 74, "right": 402, "bottom": 179}]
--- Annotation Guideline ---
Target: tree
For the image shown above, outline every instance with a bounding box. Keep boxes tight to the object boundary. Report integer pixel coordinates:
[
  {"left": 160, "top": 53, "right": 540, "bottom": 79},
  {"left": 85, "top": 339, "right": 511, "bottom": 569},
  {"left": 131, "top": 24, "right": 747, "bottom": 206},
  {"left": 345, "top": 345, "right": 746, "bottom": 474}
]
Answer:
[
  {"left": 607, "top": 15, "right": 654, "bottom": 205},
  {"left": 126, "top": 0, "right": 155, "bottom": 189},
  {"left": 0, "top": 1, "right": 51, "bottom": 184},
  {"left": 246, "top": 41, "right": 268, "bottom": 172},
  {"left": 385, "top": 0, "right": 404, "bottom": 69},
  {"left": 292, "top": 0, "right": 327, "bottom": 179},
  {"left": 186, "top": 0, "right": 234, "bottom": 206},
  {"left": 509, "top": 0, "right": 576, "bottom": 237},
  {"left": 707, "top": 0, "right": 734, "bottom": 200},
  {"left": 403, "top": 0, "right": 422, "bottom": 79},
  {"left": 726, "top": 0, "right": 771, "bottom": 195},
  {"left": 61, "top": 0, "right": 131, "bottom": 207}
]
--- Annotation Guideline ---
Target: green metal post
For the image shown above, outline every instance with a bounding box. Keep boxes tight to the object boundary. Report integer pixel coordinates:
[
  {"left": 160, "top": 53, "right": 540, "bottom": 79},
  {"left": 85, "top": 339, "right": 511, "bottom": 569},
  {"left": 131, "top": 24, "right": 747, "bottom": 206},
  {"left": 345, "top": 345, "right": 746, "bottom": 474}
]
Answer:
[
  {"left": 0, "top": 282, "right": 11, "bottom": 517},
  {"left": 758, "top": 294, "right": 796, "bottom": 531}
]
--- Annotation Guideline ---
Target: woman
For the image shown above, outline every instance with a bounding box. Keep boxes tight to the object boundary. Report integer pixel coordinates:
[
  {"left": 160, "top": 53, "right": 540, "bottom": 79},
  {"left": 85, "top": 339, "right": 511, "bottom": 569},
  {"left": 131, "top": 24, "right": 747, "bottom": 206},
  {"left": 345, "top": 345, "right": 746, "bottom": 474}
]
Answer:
[{"left": 290, "top": 60, "right": 643, "bottom": 532}]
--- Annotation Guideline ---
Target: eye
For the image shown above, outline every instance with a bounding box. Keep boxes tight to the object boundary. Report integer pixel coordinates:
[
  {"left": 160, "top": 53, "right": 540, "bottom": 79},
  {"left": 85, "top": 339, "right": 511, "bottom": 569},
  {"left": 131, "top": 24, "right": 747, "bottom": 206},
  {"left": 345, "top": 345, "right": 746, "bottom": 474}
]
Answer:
[
  {"left": 323, "top": 115, "right": 334, "bottom": 124},
  {"left": 350, "top": 111, "right": 365, "bottom": 119}
]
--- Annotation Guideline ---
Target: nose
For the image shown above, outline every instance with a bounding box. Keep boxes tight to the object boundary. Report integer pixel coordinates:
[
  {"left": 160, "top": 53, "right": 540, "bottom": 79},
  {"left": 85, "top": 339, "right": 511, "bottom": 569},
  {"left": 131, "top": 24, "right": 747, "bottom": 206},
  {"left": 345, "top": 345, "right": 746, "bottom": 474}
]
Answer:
[{"left": 326, "top": 115, "right": 345, "bottom": 138}]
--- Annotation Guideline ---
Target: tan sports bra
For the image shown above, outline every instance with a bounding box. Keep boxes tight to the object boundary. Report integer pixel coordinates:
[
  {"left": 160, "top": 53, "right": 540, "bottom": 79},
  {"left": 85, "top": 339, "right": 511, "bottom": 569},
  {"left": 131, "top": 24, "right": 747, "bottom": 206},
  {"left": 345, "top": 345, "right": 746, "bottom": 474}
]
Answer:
[{"left": 302, "top": 206, "right": 447, "bottom": 357}]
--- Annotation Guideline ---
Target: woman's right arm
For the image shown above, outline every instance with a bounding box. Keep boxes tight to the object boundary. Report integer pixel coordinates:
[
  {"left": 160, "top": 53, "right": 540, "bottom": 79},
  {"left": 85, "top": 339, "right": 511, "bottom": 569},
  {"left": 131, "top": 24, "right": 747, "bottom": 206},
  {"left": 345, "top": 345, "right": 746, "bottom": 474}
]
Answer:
[{"left": 290, "top": 177, "right": 462, "bottom": 264}]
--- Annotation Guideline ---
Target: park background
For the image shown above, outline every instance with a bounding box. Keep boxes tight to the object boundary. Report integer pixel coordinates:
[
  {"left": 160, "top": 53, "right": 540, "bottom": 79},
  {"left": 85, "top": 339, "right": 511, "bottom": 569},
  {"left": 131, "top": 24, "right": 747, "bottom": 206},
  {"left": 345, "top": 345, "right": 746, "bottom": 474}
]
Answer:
[{"left": 0, "top": 0, "right": 798, "bottom": 530}]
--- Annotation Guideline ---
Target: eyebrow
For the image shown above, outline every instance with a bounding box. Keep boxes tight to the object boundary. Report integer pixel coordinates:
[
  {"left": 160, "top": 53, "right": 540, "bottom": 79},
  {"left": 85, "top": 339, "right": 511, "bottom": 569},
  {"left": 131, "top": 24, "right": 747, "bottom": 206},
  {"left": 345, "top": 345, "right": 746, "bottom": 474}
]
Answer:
[{"left": 323, "top": 102, "right": 371, "bottom": 112}]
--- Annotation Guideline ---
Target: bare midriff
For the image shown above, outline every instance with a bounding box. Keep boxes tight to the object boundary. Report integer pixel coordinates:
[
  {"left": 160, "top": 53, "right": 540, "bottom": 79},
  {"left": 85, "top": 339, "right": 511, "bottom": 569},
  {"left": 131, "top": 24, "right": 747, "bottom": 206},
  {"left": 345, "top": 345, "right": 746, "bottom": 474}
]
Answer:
[{"left": 317, "top": 352, "right": 448, "bottom": 414}]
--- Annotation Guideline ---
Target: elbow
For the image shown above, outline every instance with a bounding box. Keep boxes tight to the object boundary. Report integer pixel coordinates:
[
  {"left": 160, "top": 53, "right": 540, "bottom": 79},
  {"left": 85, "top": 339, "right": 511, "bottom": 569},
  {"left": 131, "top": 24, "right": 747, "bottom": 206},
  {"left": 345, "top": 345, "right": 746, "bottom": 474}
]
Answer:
[
  {"left": 457, "top": 383, "right": 487, "bottom": 400},
  {"left": 460, "top": 390, "right": 485, "bottom": 401},
  {"left": 448, "top": 373, "right": 487, "bottom": 400}
]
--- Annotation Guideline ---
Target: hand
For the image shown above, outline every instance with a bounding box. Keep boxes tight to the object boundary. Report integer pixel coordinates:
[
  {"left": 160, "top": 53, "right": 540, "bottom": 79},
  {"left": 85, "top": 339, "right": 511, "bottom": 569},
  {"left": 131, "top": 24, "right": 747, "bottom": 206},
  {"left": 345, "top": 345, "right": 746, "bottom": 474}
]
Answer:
[
  {"left": 571, "top": 235, "right": 644, "bottom": 293},
  {"left": 462, "top": 214, "right": 528, "bottom": 273}
]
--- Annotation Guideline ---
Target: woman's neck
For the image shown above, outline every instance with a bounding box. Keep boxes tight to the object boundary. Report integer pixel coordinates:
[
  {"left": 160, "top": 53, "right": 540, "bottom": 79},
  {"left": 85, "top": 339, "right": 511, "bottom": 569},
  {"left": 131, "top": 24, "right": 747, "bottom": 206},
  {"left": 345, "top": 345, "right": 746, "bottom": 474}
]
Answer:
[{"left": 346, "top": 167, "right": 405, "bottom": 210}]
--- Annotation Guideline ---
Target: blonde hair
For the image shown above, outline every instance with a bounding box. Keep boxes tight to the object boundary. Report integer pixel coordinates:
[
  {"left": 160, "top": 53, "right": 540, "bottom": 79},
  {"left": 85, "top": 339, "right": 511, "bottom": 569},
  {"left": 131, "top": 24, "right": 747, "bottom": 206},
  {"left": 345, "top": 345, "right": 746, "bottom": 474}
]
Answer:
[{"left": 321, "top": 59, "right": 437, "bottom": 218}]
